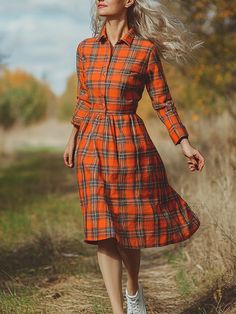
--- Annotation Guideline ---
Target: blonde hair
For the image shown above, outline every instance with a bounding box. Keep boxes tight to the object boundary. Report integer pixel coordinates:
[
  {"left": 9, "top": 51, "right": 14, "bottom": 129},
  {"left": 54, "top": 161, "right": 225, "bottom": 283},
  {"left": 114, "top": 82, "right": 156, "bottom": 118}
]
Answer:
[{"left": 89, "top": 0, "right": 203, "bottom": 64}]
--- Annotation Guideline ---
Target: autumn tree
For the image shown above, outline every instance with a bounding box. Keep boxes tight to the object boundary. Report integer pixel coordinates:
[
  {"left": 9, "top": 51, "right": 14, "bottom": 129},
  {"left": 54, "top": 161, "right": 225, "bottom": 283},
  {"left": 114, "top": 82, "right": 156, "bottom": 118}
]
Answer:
[
  {"left": 57, "top": 73, "right": 77, "bottom": 121},
  {"left": 0, "top": 69, "right": 55, "bottom": 129},
  {"left": 168, "top": 0, "right": 235, "bottom": 115}
]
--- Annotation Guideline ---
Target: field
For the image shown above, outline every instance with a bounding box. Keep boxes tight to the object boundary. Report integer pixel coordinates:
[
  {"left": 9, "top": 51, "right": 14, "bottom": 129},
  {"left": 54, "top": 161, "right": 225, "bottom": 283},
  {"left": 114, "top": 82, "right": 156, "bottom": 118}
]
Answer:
[{"left": 0, "top": 109, "right": 236, "bottom": 313}]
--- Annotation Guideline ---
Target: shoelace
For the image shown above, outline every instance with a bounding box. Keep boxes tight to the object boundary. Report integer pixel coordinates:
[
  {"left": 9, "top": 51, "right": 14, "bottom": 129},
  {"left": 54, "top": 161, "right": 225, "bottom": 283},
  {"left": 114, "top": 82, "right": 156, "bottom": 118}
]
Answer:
[
  {"left": 127, "top": 295, "right": 142, "bottom": 314},
  {"left": 128, "top": 296, "right": 142, "bottom": 314}
]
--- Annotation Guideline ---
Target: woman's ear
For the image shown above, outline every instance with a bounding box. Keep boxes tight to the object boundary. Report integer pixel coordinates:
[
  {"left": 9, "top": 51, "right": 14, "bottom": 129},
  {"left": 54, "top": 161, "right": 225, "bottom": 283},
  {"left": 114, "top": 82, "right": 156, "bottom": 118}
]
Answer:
[{"left": 125, "top": 0, "right": 135, "bottom": 9}]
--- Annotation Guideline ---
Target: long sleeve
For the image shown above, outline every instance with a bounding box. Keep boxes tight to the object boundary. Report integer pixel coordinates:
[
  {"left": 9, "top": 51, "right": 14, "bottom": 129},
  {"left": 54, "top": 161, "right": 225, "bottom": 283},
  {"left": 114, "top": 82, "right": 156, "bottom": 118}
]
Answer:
[
  {"left": 70, "top": 41, "right": 89, "bottom": 128},
  {"left": 145, "top": 45, "right": 189, "bottom": 145}
]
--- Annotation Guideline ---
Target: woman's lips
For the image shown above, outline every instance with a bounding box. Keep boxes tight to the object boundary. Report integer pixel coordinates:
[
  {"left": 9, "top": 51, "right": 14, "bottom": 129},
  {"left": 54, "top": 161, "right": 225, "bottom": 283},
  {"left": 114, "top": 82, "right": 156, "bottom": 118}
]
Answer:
[{"left": 98, "top": 5, "right": 107, "bottom": 8}]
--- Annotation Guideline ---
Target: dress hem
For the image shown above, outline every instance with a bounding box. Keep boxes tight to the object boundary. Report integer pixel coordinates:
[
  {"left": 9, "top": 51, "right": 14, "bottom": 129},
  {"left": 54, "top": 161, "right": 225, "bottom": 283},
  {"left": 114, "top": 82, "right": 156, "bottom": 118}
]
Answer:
[{"left": 83, "top": 220, "right": 200, "bottom": 249}]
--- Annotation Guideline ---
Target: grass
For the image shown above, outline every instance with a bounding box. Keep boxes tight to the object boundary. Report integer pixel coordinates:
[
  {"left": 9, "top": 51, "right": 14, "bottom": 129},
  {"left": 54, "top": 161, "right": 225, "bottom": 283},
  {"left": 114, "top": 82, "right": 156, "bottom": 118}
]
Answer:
[
  {"left": 0, "top": 286, "right": 37, "bottom": 314},
  {"left": 0, "top": 150, "right": 83, "bottom": 248},
  {"left": 163, "top": 247, "right": 195, "bottom": 296},
  {"left": 1, "top": 108, "right": 236, "bottom": 313},
  {"left": 0, "top": 149, "right": 100, "bottom": 312}
]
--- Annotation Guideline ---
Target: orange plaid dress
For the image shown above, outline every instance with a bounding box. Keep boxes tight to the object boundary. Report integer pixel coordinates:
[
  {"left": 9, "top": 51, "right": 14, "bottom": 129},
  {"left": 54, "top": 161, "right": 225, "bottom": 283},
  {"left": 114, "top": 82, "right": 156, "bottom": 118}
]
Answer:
[{"left": 71, "top": 23, "right": 200, "bottom": 248}]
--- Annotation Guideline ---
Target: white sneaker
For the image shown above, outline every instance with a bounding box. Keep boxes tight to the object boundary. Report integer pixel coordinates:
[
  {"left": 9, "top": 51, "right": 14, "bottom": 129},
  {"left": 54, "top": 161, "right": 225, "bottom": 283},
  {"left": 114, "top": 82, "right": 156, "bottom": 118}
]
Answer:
[{"left": 125, "top": 282, "right": 147, "bottom": 314}]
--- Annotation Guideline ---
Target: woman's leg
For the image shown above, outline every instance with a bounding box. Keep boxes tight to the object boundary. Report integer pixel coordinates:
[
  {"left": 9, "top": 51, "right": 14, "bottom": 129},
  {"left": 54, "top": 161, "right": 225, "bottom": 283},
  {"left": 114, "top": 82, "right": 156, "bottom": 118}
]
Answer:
[
  {"left": 97, "top": 238, "right": 124, "bottom": 314},
  {"left": 116, "top": 243, "right": 141, "bottom": 296}
]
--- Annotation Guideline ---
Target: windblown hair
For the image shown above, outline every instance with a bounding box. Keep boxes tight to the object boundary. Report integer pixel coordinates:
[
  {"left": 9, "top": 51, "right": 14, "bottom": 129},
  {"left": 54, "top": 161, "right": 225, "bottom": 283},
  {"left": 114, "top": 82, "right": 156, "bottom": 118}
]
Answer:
[{"left": 90, "top": 0, "right": 203, "bottom": 64}]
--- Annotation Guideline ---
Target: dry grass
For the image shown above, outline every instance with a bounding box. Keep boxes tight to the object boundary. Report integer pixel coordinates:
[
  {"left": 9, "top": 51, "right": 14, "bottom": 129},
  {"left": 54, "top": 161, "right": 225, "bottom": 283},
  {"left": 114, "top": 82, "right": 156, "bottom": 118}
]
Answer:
[{"left": 0, "top": 105, "right": 235, "bottom": 313}]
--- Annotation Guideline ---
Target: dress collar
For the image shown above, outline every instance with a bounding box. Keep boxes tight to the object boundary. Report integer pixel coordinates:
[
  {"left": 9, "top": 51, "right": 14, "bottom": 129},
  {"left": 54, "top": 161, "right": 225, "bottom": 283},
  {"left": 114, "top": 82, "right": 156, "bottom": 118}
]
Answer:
[{"left": 96, "top": 23, "right": 135, "bottom": 46}]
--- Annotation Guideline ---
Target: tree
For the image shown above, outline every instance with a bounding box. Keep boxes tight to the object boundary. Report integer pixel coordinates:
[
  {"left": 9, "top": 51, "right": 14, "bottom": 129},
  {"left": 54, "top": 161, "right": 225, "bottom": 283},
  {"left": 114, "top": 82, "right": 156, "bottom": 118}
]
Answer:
[
  {"left": 0, "top": 69, "right": 54, "bottom": 129},
  {"left": 177, "top": 0, "right": 236, "bottom": 96}
]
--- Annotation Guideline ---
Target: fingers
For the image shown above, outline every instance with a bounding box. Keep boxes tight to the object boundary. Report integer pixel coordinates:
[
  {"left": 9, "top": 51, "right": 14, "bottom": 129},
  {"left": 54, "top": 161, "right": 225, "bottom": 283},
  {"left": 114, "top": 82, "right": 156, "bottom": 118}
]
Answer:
[
  {"left": 187, "top": 150, "right": 205, "bottom": 172},
  {"left": 193, "top": 150, "right": 205, "bottom": 171},
  {"left": 68, "top": 152, "right": 74, "bottom": 168},
  {"left": 63, "top": 152, "right": 68, "bottom": 166},
  {"left": 197, "top": 152, "right": 205, "bottom": 171},
  {"left": 187, "top": 159, "right": 198, "bottom": 171},
  {"left": 63, "top": 150, "right": 74, "bottom": 168}
]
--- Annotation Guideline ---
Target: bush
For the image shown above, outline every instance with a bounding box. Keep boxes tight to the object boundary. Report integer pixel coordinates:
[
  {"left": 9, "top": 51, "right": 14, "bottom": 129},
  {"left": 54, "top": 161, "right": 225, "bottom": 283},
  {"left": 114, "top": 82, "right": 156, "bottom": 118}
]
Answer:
[{"left": 0, "top": 68, "right": 53, "bottom": 129}]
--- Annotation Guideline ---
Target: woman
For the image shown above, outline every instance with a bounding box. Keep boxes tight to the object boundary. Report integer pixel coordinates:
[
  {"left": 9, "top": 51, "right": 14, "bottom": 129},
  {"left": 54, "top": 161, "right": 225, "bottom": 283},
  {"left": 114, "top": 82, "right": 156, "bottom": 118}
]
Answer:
[{"left": 63, "top": 0, "right": 205, "bottom": 313}]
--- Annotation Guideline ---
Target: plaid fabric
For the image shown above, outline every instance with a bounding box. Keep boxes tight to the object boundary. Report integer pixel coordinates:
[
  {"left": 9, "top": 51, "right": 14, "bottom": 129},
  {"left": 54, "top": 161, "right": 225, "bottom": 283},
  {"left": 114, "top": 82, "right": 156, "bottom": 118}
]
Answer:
[{"left": 71, "top": 23, "right": 200, "bottom": 248}]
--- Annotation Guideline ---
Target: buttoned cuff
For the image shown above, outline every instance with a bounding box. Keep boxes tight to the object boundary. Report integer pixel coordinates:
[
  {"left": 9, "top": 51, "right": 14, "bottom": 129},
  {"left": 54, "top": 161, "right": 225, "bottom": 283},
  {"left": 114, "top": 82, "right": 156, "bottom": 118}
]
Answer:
[
  {"left": 70, "top": 118, "right": 80, "bottom": 128},
  {"left": 169, "top": 125, "right": 189, "bottom": 145}
]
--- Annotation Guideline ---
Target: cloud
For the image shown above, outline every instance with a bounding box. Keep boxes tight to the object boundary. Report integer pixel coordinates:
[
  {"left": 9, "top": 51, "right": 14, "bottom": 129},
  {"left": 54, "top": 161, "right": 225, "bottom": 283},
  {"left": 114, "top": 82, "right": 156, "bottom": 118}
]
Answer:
[{"left": 0, "top": 0, "right": 93, "bottom": 95}]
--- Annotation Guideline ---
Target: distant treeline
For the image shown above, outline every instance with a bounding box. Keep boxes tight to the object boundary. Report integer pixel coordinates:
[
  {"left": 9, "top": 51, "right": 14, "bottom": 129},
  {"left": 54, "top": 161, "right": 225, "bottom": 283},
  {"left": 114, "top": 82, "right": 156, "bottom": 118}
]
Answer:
[
  {"left": 0, "top": 0, "right": 235, "bottom": 129},
  {"left": 57, "top": 0, "right": 236, "bottom": 122},
  {"left": 0, "top": 69, "right": 56, "bottom": 129},
  {"left": 170, "top": 0, "right": 235, "bottom": 114}
]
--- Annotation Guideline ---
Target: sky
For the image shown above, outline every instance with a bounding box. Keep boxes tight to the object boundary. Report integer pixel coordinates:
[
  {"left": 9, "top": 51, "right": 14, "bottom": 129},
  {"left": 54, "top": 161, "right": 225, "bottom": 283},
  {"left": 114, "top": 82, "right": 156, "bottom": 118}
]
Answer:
[{"left": 0, "top": 0, "right": 92, "bottom": 95}]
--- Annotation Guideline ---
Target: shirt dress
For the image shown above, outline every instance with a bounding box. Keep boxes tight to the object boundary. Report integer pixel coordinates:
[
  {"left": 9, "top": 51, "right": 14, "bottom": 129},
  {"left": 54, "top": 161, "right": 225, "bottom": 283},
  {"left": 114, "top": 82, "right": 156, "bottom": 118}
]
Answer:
[{"left": 71, "top": 23, "right": 201, "bottom": 249}]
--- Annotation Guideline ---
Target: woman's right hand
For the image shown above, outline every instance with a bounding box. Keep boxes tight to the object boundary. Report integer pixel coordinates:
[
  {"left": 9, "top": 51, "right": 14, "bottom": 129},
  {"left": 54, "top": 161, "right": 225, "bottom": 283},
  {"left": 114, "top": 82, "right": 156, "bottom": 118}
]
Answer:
[
  {"left": 63, "top": 127, "right": 79, "bottom": 168},
  {"left": 180, "top": 138, "right": 205, "bottom": 172}
]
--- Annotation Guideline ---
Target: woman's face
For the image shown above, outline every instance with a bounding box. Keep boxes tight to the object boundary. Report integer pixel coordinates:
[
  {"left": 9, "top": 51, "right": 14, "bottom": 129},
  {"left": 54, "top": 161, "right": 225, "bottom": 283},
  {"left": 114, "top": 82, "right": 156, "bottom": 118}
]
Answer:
[{"left": 96, "top": 0, "right": 134, "bottom": 17}]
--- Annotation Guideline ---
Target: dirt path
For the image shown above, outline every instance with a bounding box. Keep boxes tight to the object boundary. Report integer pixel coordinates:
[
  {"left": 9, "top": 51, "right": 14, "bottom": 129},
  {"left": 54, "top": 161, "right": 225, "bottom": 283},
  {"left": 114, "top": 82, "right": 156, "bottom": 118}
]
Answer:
[
  {"left": 33, "top": 244, "right": 236, "bottom": 314},
  {"left": 34, "top": 245, "right": 195, "bottom": 314},
  {"left": 1, "top": 240, "right": 235, "bottom": 314},
  {"left": 0, "top": 118, "right": 71, "bottom": 154},
  {"left": 1, "top": 117, "right": 236, "bottom": 313},
  {"left": 0, "top": 117, "right": 169, "bottom": 155}
]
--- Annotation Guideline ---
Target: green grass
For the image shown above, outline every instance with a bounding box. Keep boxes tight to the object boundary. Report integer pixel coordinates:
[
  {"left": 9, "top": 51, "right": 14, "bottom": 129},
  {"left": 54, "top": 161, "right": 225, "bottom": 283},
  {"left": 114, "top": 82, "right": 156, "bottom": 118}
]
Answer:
[
  {"left": 0, "top": 149, "right": 83, "bottom": 248},
  {"left": 92, "top": 303, "right": 109, "bottom": 314},
  {"left": 163, "top": 247, "right": 194, "bottom": 296},
  {"left": 175, "top": 268, "right": 192, "bottom": 295},
  {"left": 0, "top": 286, "right": 37, "bottom": 314},
  {"left": 0, "top": 149, "right": 100, "bottom": 312}
]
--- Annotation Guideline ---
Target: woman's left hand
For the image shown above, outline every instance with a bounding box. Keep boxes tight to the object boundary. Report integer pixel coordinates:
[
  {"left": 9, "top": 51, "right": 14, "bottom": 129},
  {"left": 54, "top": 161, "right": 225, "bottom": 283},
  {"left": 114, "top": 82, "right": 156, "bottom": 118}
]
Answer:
[{"left": 179, "top": 138, "right": 205, "bottom": 172}]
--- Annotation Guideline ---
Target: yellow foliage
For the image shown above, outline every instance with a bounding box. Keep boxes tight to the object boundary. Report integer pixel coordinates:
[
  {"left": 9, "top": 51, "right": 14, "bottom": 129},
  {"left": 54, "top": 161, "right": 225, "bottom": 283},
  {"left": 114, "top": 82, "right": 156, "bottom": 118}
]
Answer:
[
  {"left": 0, "top": 67, "right": 56, "bottom": 128},
  {"left": 191, "top": 114, "right": 199, "bottom": 121},
  {"left": 1, "top": 68, "right": 37, "bottom": 88}
]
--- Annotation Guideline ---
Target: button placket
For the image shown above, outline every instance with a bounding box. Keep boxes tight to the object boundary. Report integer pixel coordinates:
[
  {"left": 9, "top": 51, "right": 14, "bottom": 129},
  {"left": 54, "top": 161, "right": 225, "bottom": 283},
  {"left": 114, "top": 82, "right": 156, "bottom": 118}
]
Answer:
[
  {"left": 80, "top": 89, "right": 86, "bottom": 95},
  {"left": 81, "top": 56, "right": 86, "bottom": 62},
  {"left": 98, "top": 41, "right": 119, "bottom": 114},
  {"left": 101, "top": 42, "right": 109, "bottom": 114},
  {"left": 103, "top": 41, "right": 118, "bottom": 114}
]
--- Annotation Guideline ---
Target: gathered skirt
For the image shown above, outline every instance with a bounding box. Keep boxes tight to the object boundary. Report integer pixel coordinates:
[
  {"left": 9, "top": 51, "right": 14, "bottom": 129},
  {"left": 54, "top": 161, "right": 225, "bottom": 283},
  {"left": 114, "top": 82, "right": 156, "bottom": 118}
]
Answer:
[{"left": 74, "top": 109, "right": 200, "bottom": 249}]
